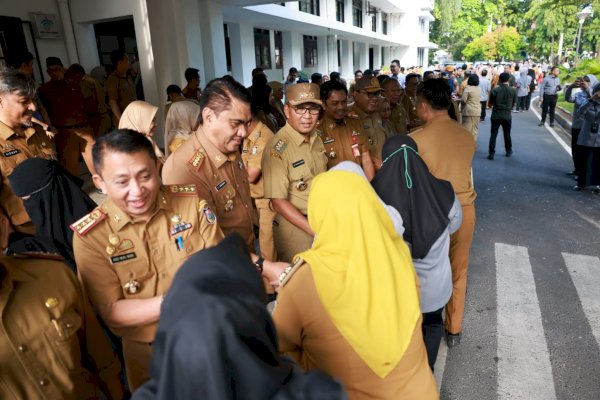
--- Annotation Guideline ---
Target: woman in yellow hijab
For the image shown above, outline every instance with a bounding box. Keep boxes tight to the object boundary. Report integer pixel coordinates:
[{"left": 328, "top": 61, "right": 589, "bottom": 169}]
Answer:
[
  {"left": 273, "top": 169, "right": 438, "bottom": 400},
  {"left": 118, "top": 100, "right": 165, "bottom": 165},
  {"left": 164, "top": 100, "right": 200, "bottom": 156}
]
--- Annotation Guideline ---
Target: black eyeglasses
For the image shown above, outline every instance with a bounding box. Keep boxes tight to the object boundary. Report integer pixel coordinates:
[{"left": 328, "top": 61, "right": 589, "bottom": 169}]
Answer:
[{"left": 292, "top": 106, "right": 321, "bottom": 115}]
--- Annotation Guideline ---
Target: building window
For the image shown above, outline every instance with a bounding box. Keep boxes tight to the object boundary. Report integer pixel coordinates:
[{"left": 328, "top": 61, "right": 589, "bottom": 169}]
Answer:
[
  {"left": 382, "top": 13, "right": 388, "bottom": 34},
  {"left": 337, "top": 39, "right": 341, "bottom": 67},
  {"left": 274, "top": 31, "right": 283, "bottom": 69},
  {"left": 419, "top": 18, "right": 426, "bottom": 33},
  {"left": 303, "top": 35, "right": 318, "bottom": 68},
  {"left": 369, "top": 6, "right": 377, "bottom": 32},
  {"left": 224, "top": 24, "right": 232, "bottom": 71},
  {"left": 299, "top": 0, "right": 320, "bottom": 16},
  {"left": 336, "top": 0, "right": 345, "bottom": 22},
  {"left": 254, "top": 28, "right": 271, "bottom": 69},
  {"left": 352, "top": 0, "right": 362, "bottom": 28},
  {"left": 417, "top": 47, "right": 425, "bottom": 66}
]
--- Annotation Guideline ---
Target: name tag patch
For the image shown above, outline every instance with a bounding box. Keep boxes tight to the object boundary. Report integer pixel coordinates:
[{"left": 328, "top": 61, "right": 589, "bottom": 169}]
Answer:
[
  {"left": 110, "top": 252, "right": 137, "bottom": 264},
  {"left": 323, "top": 138, "right": 335, "bottom": 144},
  {"left": 215, "top": 180, "right": 227, "bottom": 191},
  {"left": 292, "top": 159, "right": 305, "bottom": 168},
  {"left": 3, "top": 149, "right": 21, "bottom": 157}
]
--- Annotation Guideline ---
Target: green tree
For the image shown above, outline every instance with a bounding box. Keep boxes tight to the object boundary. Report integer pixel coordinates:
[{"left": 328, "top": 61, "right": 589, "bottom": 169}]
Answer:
[{"left": 462, "top": 27, "right": 522, "bottom": 61}]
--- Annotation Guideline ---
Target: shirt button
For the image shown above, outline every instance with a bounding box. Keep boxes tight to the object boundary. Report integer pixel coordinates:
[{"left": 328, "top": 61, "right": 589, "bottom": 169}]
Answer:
[
  {"left": 160, "top": 272, "right": 166, "bottom": 278},
  {"left": 186, "top": 246, "right": 193, "bottom": 253},
  {"left": 39, "top": 379, "right": 48, "bottom": 386},
  {"left": 18, "top": 344, "right": 27, "bottom": 352}
]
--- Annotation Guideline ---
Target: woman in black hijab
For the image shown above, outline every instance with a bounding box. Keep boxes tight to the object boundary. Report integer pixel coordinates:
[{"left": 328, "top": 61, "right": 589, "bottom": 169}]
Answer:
[
  {"left": 133, "top": 233, "right": 346, "bottom": 400},
  {"left": 371, "top": 135, "right": 462, "bottom": 370},
  {"left": 8, "top": 158, "right": 96, "bottom": 269}
]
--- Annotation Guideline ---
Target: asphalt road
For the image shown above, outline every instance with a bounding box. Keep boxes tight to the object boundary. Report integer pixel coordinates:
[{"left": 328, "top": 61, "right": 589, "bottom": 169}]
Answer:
[{"left": 435, "top": 107, "right": 600, "bottom": 399}]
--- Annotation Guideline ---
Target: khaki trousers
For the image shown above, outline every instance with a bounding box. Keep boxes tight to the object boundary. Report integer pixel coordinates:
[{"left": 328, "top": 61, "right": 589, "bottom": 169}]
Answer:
[
  {"left": 462, "top": 116, "right": 480, "bottom": 143},
  {"left": 445, "top": 203, "right": 476, "bottom": 334},
  {"left": 273, "top": 213, "right": 313, "bottom": 263},
  {"left": 255, "top": 198, "right": 277, "bottom": 262},
  {"left": 122, "top": 339, "right": 152, "bottom": 392}
]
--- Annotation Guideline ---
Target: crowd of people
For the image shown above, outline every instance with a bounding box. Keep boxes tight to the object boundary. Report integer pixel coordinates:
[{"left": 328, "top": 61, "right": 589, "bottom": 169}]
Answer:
[{"left": 0, "top": 45, "right": 598, "bottom": 399}]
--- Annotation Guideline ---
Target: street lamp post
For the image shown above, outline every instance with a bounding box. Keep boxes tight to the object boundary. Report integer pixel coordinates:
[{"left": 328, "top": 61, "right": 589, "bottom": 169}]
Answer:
[{"left": 576, "top": 5, "right": 593, "bottom": 55}]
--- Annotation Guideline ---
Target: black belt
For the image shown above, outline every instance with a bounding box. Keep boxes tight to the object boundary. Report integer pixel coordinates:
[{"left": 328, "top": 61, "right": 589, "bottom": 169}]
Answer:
[{"left": 543, "top": 93, "right": 557, "bottom": 96}]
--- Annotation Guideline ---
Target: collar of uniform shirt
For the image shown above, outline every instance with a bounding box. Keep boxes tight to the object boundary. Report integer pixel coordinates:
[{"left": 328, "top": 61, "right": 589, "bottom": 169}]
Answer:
[
  {"left": 101, "top": 189, "right": 170, "bottom": 231},
  {"left": 194, "top": 128, "right": 232, "bottom": 168}
]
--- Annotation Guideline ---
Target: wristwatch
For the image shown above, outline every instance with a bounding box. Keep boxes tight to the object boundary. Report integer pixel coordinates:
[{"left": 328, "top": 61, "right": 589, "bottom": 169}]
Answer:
[{"left": 254, "top": 257, "right": 264, "bottom": 274}]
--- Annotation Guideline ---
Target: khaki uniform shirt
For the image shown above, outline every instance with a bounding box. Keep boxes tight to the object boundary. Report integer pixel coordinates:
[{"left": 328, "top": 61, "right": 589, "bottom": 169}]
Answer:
[
  {"left": 162, "top": 130, "right": 257, "bottom": 247},
  {"left": 390, "top": 102, "right": 408, "bottom": 134},
  {"left": 0, "top": 254, "right": 123, "bottom": 400},
  {"left": 402, "top": 94, "right": 424, "bottom": 131},
  {"left": 0, "top": 122, "right": 57, "bottom": 227},
  {"left": 106, "top": 71, "right": 136, "bottom": 114},
  {"left": 262, "top": 123, "right": 328, "bottom": 215},
  {"left": 347, "top": 106, "right": 389, "bottom": 162},
  {"left": 241, "top": 121, "right": 275, "bottom": 199},
  {"left": 72, "top": 185, "right": 223, "bottom": 343},
  {"left": 410, "top": 114, "right": 477, "bottom": 206},
  {"left": 317, "top": 115, "right": 371, "bottom": 169}
]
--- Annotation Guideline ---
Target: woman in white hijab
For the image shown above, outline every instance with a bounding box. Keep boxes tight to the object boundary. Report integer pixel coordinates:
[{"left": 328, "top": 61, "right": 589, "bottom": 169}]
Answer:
[
  {"left": 118, "top": 100, "right": 165, "bottom": 165},
  {"left": 164, "top": 101, "right": 201, "bottom": 156}
]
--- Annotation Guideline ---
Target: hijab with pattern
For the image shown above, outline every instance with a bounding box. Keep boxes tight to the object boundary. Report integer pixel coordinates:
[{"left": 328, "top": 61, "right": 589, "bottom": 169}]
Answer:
[
  {"left": 297, "top": 170, "right": 420, "bottom": 378},
  {"left": 133, "top": 233, "right": 346, "bottom": 400},
  {"left": 371, "top": 135, "right": 455, "bottom": 259},
  {"left": 8, "top": 158, "right": 97, "bottom": 268}
]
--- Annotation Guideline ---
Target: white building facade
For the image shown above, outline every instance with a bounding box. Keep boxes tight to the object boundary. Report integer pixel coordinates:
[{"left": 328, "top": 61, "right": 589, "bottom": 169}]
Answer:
[{"left": 1, "top": 0, "right": 435, "bottom": 136}]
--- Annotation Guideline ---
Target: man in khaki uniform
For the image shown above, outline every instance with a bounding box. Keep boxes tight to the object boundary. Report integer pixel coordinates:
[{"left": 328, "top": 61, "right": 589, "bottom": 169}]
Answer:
[
  {"left": 317, "top": 80, "right": 375, "bottom": 179},
  {"left": 410, "top": 79, "right": 476, "bottom": 348},
  {"left": 403, "top": 73, "right": 424, "bottom": 131},
  {"left": 106, "top": 50, "right": 136, "bottom": 126},
  {"left": 0, "top": 68, "right": 57, "bottom": 249},
  {"left": 0, "top": 253, "right": 123, "bottom": 399},
  {"left": 347, "top": 76, "right": 391, "bottom": 170},
  {"left": 73, "top": 130, "right": 223, "bottom": 391},
  {"left": 382, "top": 77, "right": 408, "bottom": 134},
  {"left": 162, "top": 78, "right": 258, "bottom": 249},
  {"left": 262, "top": 83, "right": 328, "bottom": 262},
  {"left": 241, "top": 108, "right": 276, "bottom": 261}
]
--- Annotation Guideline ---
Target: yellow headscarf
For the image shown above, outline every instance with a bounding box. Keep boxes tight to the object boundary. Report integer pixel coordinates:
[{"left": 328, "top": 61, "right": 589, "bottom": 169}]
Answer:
[
  {"left": 297, "top": 170, "right": 420, "bottom": 378},
  {"left": 118, "top": 100, "right": 165, "bottom": 163}
]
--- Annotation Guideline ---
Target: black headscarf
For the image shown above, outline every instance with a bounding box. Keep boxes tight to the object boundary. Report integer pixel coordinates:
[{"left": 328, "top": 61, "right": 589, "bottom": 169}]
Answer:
[
  {"left": 8, "top": 158, "right": 96, "bottom": 268},
  {"left": 133, "top": 233, "right": 346, "bottom": 400},
  {"left": 371, "top": 135, "right": 455, "bottom": 259}
]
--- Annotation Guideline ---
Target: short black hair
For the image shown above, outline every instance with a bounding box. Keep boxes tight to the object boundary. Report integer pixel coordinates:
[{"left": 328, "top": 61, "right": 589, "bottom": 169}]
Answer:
[
  {"left": 381, "top": 77, "right": 401, "bottom": 89},
  {"left": 184, "top": 67, "right": 200, "bottom": 82},
  {"left": 199, "top": 76, "right": 251, "bottom": 123},
  {"left": 93, "top": 129, "right": 157, "bottom": 174},
  {"left": 289, "top": 67, "right": 298, "bottom": 74},
  {"left": 5, "top": 50, "right": 34, "bottom": 70},
  {"left": 377, "top": 74, "right": 387, "bottom": 85},
  {"left": 481, "top": 69, "right": 488, "bottom": 77},
  {"left": 423, "top": 71, "right": 435, "bottom": 80},
  {"left": 311, "top": 72, "right": 322, "bottom": 84},
  {"left": 416, "top": 79, "right": 452, "bottom": 111},
  {"left": 405, "top": 73, "right": 421, "bottom": 84},
  {"left": 391, "top": 59, "right": 400, "bottom": 65},
  {"left": 110, "top": 50, "right": 127, "bottom": 67},
  {"left": 467, "top": 74, "right": 479, "bottom": 86},
  {"left": 355, "top": 70, "right": 362, "bottom": 75},
  {"left": 363, "top": 69, "right": 373, "bottom": 76},
  {"left": 330, "top": 71, "right": 341, "bottom": 82},
  {"left": 251, "top": 67, "right": 264, "bottom": 76},
  {"left": 320, "top": 80, "right": 348, "bottom": 101},
  {"left": 166, "top": 84, "right": 182, "bottom": 95},
  {"left": 0, "top": 68, "right": 37, "bottom": 98},
  {"left": 66, "top": 63, "right": 86, "bottom": 76},
  {"left": 499, "top": 72, "right": 511, "bottom": 83}
]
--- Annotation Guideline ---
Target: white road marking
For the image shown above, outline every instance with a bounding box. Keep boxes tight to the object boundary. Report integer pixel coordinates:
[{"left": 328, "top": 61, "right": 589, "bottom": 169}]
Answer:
[
  {"left": 562, "top": 253, "right": 600, "bottom": 347},
  {"left": 530, "top": 96, "right": 571, "bottom": 155},
  {"left": 496, "top": 243, "right": 557, "bottom": 400}
]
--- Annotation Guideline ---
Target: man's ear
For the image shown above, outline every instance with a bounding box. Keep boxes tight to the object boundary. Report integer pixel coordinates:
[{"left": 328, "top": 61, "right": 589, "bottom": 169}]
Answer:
[{"left": 92, "top": 173, "right": 106, "bottom": 193}]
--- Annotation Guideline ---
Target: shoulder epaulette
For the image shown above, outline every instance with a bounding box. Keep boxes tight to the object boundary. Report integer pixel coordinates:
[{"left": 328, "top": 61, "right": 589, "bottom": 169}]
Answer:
[
  {"left": 166, "top": 184, "right": 197, "bottom": 196},
  {"left": 187, "top": 150, "right": 205, "bottom": 171},
  {"left": 273, "top": 139, "right": 287, "bottom": 154},
  {"left": 13, "top": 252, "right": 65, "bottom": 262},
  {"left": 70, "top": 209, "right": 107, "bottom": 237},
  {"left": 346, "top": 111, "right": 360, "bottom": 119},
  {"left": 279, "top": 257, "right": 305, "bottom": 287}
]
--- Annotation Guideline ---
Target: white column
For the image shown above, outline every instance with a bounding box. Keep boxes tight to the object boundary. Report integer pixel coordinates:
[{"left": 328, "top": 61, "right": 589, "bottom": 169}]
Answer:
[
  {"left": 357, "top": 42, "right": 368, "bottom": 71},
  {"left": 327, "top": 35, "right": 338, "bottom": 74},
  {"left": 317, "top": 36, "right": 329, "bottom": 75},
  {"left": 382, "top": 46, "right": 390, "bottom": 66},
  {"left": 282, "top": 31, "right": 303, "bottom": 74},
  {"left": 228, "top": 22, "right": 255, "bottom": 87},
  {"left": 72, "top": 24, "right": 98, "bottom": 73},
  {"left": 56, "top": 0, "right": 79, "bottom": 64},
  {"left": 376, "top": 11, "right": 383, "bottom": 33},
  {"left": 180, "top": 0, "right": 205, "bottom": 84},
  {"left": 269, "top": 30, "right": 277, "bottom": 72},
  {"left": 372, "top": 44, "right": 381, "bottom": 70},
  {"left": 197, "top": 0, "right": 228, "bottom": 81},
  {"left": 340, "top": 39, "right": 353, "bottom": 80},
  {"left": 344, "top": 0, "right": 353, "bottom": 26}
]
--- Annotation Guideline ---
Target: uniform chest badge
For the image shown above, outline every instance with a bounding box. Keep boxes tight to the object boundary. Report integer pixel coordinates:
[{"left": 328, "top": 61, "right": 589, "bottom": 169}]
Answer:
[
  {"left": 323, "top": 138, "right": 335, "bottom": 144},
  {"left": 296, "top": 178, "right": 308, "bottom": 191},
  {"left": 124, "top": 279, "right": 141, "bottom": 294},
  {"left": 328, "top": 150, "right": 337, "bottom": 159},
  {"left": 170, "top": 214, "right": 193, "bottom": 235},
  {"left": 198, "top": 200, "right": 217, "bottom": 224}
]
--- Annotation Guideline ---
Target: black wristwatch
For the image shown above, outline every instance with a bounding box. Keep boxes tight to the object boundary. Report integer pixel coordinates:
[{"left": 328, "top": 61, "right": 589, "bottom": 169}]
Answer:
[{"left": 254, "top": 257, "right": 264, "bottom": 274}]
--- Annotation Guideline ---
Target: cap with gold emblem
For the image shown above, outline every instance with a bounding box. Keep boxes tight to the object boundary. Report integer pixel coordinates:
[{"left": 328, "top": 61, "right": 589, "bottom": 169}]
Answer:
[
  {"left": 354, "top": 76, "right": 385, "bottom": 93},
  {"left": 286, "top": 83, "right": 323, "bottom": 107}
]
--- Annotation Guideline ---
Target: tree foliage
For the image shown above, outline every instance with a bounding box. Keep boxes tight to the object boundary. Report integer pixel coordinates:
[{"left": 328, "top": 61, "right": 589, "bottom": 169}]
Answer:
[{"left": 462, "top": 27, "right": 522, "bottom": 61}]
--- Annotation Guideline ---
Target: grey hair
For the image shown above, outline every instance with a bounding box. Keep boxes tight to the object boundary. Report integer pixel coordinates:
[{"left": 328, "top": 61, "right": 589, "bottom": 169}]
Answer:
[{"left": 0, "top": 68, "right": 37, "bottom": 98}]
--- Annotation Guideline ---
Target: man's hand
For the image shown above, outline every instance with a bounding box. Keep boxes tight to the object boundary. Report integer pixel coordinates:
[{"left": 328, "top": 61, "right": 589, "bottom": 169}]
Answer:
[
  {"left": 263, "top": 260, "right": 289, "bottom": 291},
  {"left": 45, "top": 126, "right": 58, "bottom": 140}
]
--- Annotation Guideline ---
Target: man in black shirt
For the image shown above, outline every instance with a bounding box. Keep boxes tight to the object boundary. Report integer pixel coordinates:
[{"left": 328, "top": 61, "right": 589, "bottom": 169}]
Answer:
[{"left": 487, "top": 72, "right": 517, "bottom": 160}]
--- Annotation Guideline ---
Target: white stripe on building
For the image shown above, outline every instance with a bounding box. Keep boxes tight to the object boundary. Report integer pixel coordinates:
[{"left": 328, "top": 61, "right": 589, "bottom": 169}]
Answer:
[
  {"left": 562, "top": 253, "right": 600, "bottom": 347},
  {"left": 495, "top": 243, "right": 556, "bottom": 400}
]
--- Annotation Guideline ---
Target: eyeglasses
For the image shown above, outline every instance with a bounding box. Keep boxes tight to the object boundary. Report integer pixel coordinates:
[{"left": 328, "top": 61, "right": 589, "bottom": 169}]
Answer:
[
  {"left": 292, "top": 106, "right": 321, "bottom": 115},
  {"left": 358, "top": 90, "right": 381, "bottom": 99}
]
